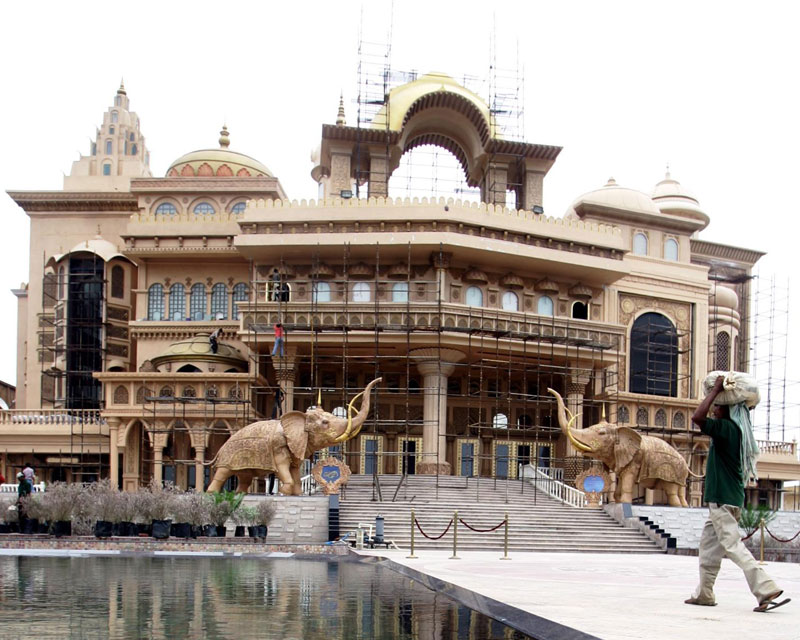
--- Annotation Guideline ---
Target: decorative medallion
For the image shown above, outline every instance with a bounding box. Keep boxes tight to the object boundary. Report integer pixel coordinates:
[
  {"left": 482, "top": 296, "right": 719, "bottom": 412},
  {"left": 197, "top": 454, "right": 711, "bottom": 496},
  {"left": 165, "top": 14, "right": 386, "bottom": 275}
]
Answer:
[
  {"left": 575, "top": 467, "right": 612, "bottom": 508},
  {"left": 311, "top": 457, "right": 351, "bottom": 495}
]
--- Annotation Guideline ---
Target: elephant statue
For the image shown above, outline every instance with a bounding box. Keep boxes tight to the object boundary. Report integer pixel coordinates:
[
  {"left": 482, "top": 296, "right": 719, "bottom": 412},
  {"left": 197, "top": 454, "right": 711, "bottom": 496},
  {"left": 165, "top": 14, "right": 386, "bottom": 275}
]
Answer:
[
  {"left": 548, "top": 388, "right": 694, "bottom": 506},
  {"left": 207, "top": 378, "right": 382, "bottom": 495}
]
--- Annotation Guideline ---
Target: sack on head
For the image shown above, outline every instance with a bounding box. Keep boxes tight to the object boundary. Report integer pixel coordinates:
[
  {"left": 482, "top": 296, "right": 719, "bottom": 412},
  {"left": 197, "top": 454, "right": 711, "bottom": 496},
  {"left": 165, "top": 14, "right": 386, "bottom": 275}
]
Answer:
[{"left": 703, "top": 371, "right": 760, "bottom": 409}]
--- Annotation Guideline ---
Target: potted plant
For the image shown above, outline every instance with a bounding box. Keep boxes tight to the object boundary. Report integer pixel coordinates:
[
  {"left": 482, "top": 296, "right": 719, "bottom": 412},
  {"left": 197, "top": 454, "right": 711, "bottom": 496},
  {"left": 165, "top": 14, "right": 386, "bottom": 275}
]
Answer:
[
  {"left": 145, "top": 480, "right": 176, "bottom": 539},
  {"left": 233, "top": 505, "right": 253, "bottom": 537},
  {"left": 117, "top": 490, "right": 138, "bottom": 537},
  {"left": 250, "top": 499, "right": 276, "bottom": 540},
  {"left": 180, "top": 491, "right": 209, "bottom": 538},
  {"left": 169, "top": 492, "right": 194, "bottom": 539},
  {"left": 208, "top": 491, "right": 244, "bottom": 537},
  {"left": 90, "top": 479, "right": 121, "bottom": 538},
  {"left": 38, "top": 482, "right": 80, "bottom": 537},
  {"left": 19, "top": 494, "right": 42, "bottom": 534},
  {"left": 0, "top": 495, "right": 19, "bottom": 533}
]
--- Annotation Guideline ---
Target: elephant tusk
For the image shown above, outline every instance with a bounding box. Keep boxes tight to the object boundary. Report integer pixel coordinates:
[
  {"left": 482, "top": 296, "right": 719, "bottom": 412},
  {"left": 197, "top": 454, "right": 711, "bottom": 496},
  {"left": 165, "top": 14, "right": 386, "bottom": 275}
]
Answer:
[
  {"left": 566, "top": 412, "right": 592, "bottom": 452},
  {"left": 332, "top": 390, "right": 365, "bottom": 443}
]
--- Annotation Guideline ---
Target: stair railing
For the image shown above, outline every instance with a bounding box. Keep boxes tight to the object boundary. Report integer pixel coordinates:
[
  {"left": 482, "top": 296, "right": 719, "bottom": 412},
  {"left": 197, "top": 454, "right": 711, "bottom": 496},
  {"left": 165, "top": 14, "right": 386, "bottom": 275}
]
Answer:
[{"left": 522, "top": 464, "right": 585, "bottom": 508}]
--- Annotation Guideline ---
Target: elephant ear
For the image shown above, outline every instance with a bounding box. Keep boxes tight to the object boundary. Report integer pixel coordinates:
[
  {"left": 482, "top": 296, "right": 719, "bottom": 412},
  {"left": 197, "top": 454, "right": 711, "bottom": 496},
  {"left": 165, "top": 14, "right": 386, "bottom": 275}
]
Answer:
[
  {"left": 281, "top": 411, "right": 308, "bottom": 460},
  {"left": 615, "top": 426, "right": 643, "bottom": 470}
]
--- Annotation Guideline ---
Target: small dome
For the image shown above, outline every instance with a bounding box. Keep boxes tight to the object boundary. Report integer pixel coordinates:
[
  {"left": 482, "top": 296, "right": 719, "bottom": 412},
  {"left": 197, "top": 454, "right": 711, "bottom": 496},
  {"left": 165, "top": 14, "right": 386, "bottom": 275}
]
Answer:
[
  {"left": 570, "top": 177, "right": 662, "bottom": 217},
  {"left": 652, "top": 171, "right": 709, "bottom": 228},
  {"left": 167, "top": 127, "right": 273, "bottom": 178},
  {"left": 709, "top": 285, "right": 738, "bottom": 310},
  {"left": 151, "top": 334, "right": 248, "bottom": 371}
]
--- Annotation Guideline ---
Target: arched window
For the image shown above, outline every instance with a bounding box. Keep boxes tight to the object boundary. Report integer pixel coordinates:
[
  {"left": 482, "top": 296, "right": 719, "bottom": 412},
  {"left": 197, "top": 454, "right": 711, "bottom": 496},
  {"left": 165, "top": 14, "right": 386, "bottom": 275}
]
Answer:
[
  {"left": 190, "top": 283, "right": 207, "bottom": 320},
  {"left": 178, "top": 365, "right": 201, "bottom": 374},
  {"left": 182, "top": 384, "right": 197, "bottom": 396},
  {"left": 517, "top": 414, "right": 533, "bottom": 428},
  {"left": 109, "top": 125, "right": 115, "bottom": 134},
  {"left": 103, "top": 163, "right": 111, "bottom": 176},
  {"left": 58, "top": 266, "right": 65, "bottom": 300},
  {"left": 655, "top": 408, "right": 667, "bottom": 427},
  {"left": 465, "top": 286, "right": 483, "bottom": 307},
  {"left": 193, "top": 202, "right": 215, "bottom": 215},
  {"left": 110, "top": 265, "right": 124, "bottom": 299},
  {"left": 572, "top": 301, "right": 588, "bottom": 319},
  {"left": 492, "top": 413, "right": 508, "bottom": 429},
  {"left": 105, "top": 140, "right": 112, "bottom": 154},
  {"left": 664, "top": 238, "right": 679, "bottom": 261},
  {"left": 131, "top": 143, "right": 137, "bottom": 155},
  {"left": 147, "top": 284, "right": 164, "bottom": 320},
  {"left": 169, "top": 283, "right": 185, "bottom": 320},
  {"left": 351, "top": 282, "right": 371, "bottom": 302},
  {"left": 537, "top": 296, "right": 554, "bottom": 316},
  {"left": 672, "top": 412, "right": 686, "bottom": 429},
  {"left": 630, "top": 312, "right": 678, "bottom": 396},
  {"left": 312, "top": 281, "right": 331, "bottom": 303},
  {"left": 155, "top": 202, "right": 177, "bottom": 216},
  {"left": 332, "top": 406, "right": 347, "bottom": 418},
  {"left": 211, "top": 283, "right": 228, "bottom": 319},
  {"left": 113, "top": 385, "right": 129, "bottom": 405},
  {"left": 636, "top": 407, "right": 649, "bottom": 426},
  {"left": 715, "top": 331, "right": 730, "bottom": 370},
  {"left": 129, "top": 132, "right": 135, "bottom": 142},
  {"left": 124, "top": 141, "right": 128, "bottom": 155},
  {"left": 159, "top": 386, "right": 174, "bottom": 398},
  {"left": 230, "top": 202, "right": 247, "bottom": 214},
  {"left": 111, "top": 111, "right": 118, "bottom": 123},
  {"left": 633, "top": 232, "right": 648, "bottom": 256},
  {"left": 617, "top": 405, "right": 630, "bottom": 424},
  {"left": 392, "top": 282, "right": 409, "bottom": 303},
  {"left": 501, "top": 291, "right": 518, "bottom": 311},
  {"left": 232, "top": 283, "right": 248, "bottom": 319}
]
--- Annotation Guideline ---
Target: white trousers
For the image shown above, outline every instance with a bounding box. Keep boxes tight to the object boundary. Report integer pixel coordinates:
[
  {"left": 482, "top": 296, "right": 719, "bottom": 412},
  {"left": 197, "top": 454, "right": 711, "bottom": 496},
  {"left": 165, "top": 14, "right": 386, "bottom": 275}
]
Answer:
[{"left": 693, "top": 503, "right": 780, "bottom": 604}]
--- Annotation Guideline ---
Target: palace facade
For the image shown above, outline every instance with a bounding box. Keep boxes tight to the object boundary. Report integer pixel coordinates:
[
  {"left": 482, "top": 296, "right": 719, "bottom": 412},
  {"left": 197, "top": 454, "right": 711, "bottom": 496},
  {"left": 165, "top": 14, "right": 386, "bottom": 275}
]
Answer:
[{"left": 4, "top": 76, "right": 798, "bottom": 506}]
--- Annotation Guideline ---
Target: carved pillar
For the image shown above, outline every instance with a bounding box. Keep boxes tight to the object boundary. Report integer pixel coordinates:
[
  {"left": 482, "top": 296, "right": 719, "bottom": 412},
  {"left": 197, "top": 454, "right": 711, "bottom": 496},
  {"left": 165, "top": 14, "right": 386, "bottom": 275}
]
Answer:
[
  {"left": 194, "top": 446, "right": 206, "bottom": 492},
  {"left": 430, "top": 251, "right": 452, "bottom": 304},
  {"left": 411, "top": 348, "right": 466, "bottom": 475},
  {"left": 566, "top": 373, "right": 591, "bottom": 457},
  {"left": 152, "top": 431, "right": 168, "bottom": 486},
  {"left": 274, "top": 346, "right": 297, "bottom": 412},
  {"left": 368, "top": 152, "right": 389, "bottom": 198},
  {"left": 521, "top": 170, "right": 545, "bottom": 211},
  {"left": 482, "top": 162, "right": 508, "bottom": 206},
  {"left": 328, "top": 151, "right": 352, "bottom": 199},
  {"left": 107, "top": 417, "right": 120, "bottom": 489},
  {"left": 122, "top": 422, "right": 140, "bottom": 492}
]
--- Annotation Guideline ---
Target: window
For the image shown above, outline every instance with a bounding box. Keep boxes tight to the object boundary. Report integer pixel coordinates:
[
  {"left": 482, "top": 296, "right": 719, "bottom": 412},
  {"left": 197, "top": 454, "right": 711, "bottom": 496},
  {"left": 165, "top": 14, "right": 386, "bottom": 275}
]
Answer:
[
  {"left": 630, "top": 312, "right": 678, "bottom": 397},
  {"left": 501, "top": 291, "right": 518, "bottom": 311},
  {"left": 58, "top": 266, "right": 65, "bottom": 300},
  {"left": 312, "top": 281, "right": 331, "bottom": 303},
  {"left": 636, "top": 407, "right": 649, "bottom": 426},
  {"left": 715, "top": 331, "right": 730, "bottom": 370},
  {"left": 131, "top": 143, "right": 137, "bottom": 155},
  {"left": 155, "top": 202, "right": 177, "bottom": 216},
  {"left": 672, "top": 412, "right": 686, "bottom": 429},
  {"left": 655, "top": 408, "right": 667, "bottom": 427},
  {"left": 193, "top": 202, "right": 215, "bottom": 215},
  {"left": 232, "top": 283, "right": 248, "bottom": 319},
  {"left": 352, "top": 282, "right": 370, "bottom": 302},
  {"left": 190, "top": 283, "right": 207, "bottom": 320},
  {"left": 392, "top": 282, "right": 409, "bottom": 303},
  {"left": 572, "top": 301, "right": 588, "bottom": 319},
  {"left": 109, "top": 126, "right": 115, "bottom": 134},
  {"left": 124, "top": 141, "right": 128, "bottom": 155},
  {"left": 211, "top": 283, "right": 228, "bottom": 319},
  {"left": 111, "top": 111, "right": 118, "bottom": 123},
  {"left": 105, "top": 140, "right": 112, "bottom": 154},
  {"left": 664, "top": 238, "right": 679, "bottom": 261},
  {"left": 465, "top": 286, "right": 483, "bottom": 307},
  {"left": 332, "top": 406, "right": 347, "bottom": 418},
  {"left": 103, "top": 163, "right": 111, "bottom": 176},
  {"left": 492, "top": 413, "right": 508, "bottom": 429},
  {"left": 231, "top": 202, "right": 247, "bottom": 214},
  {"left": 633, "top": 232, "right": 648, "bottom": 256},
  {"left": 147, "top": 284, "right": 164, "bottom": 320},
  {"left": 169, "top": 283, "right": 185, "bottom": 320},
  {"left": 110, "top": 265, "right": 124, "bottom": 299},
  {"left": 618, "top": 405, "right": 630, "bottom": 424},
  {"left": 537, "top": 296, "right": 554, "bottom": 316},
  {"left": 129, "top": 133, "right": 135, "bottom": 142}
]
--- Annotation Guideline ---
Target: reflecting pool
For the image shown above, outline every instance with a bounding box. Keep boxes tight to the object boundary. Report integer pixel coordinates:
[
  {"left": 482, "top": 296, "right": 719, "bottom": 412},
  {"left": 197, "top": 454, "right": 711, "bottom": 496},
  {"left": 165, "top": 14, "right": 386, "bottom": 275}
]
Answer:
[{"left": 0, "top": 556, "right": 531, "bottom": 639}]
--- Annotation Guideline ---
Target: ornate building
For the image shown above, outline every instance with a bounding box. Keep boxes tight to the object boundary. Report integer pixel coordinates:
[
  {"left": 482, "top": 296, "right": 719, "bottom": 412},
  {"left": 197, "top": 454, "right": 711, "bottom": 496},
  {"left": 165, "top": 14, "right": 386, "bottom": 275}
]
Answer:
[{"left": 3, "top": 76, "right": 798, "bottom": 505}]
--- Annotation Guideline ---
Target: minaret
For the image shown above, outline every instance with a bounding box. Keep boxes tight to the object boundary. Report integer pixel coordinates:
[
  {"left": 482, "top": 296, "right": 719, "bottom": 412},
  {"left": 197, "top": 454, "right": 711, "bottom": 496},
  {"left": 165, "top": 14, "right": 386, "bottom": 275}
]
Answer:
[{"left": 64, "top": 82, "right": 152, "bottom": 190}]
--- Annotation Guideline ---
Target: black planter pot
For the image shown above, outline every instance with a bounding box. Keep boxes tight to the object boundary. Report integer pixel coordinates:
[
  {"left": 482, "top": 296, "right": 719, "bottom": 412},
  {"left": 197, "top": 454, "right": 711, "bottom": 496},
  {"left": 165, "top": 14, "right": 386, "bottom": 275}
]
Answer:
[
  {"left": 0, "top": 523, "right": 10, "bottom": 534},
  {"left": 203, "top": 524, "right": 218, "bottom": 537},
  {"left": 8, "top": 522, "right": 19, "bottom": 533},
  {"left": 234, "top": 526, "right": 245, "bottom": 537},
  {"left": 151, "top": 519, "right": 171, "bottom": 539},
  {"left": 173, "top": 522, "right": 192, "bottom": 538},
  {"left": 21, "top": 518, "right": 38, "bottom": 534},
  {"left": 118, "top": 521, "right": 135, "bottom": 537},
  {"left": 37, "top": 522, "right": 50, "bottom": 534},
  {"left": 191, "top": 525, "right": 202, "bottom": 538},
  {"left": 94, "top": 520, "right": 113, "bottom": 538},
  {"left": 135, "top": 523, "right": 151, "bottom": 536},
  {"left": 248, "top": 525, "right": 267, "bottom": 540},
  {"left": 53, "top": 520, "right": 72, "bottom": 538},
  {"left": 216, "top": 525, "right": 226, "bottom": 538}
]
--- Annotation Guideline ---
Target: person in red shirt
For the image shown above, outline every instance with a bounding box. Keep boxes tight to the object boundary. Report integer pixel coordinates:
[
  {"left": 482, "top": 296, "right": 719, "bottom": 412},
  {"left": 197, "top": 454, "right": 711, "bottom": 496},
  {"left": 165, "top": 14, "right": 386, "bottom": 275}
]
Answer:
[{"left": 271, "top": 323, "right": 285, "bottom": 357}]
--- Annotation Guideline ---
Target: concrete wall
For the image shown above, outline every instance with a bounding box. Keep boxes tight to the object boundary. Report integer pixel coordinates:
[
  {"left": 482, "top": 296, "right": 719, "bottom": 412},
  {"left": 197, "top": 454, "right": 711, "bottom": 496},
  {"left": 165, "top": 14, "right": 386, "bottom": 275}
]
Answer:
[{"left": 243, "top": 495, "right": 329, "bottom": 544}]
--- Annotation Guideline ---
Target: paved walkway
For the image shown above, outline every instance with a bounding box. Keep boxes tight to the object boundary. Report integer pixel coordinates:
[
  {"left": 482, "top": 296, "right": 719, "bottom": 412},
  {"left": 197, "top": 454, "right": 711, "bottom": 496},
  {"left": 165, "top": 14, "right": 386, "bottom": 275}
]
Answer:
[{"left": 357, "top": 549, "right": 799, "bottom": 640}]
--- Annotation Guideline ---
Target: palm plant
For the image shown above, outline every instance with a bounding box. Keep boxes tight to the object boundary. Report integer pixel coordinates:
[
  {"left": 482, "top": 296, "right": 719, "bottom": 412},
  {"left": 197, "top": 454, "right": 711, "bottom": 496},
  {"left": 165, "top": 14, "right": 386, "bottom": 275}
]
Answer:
[{"left": 738, "top": 504, "right": 777, "bottom": 537}]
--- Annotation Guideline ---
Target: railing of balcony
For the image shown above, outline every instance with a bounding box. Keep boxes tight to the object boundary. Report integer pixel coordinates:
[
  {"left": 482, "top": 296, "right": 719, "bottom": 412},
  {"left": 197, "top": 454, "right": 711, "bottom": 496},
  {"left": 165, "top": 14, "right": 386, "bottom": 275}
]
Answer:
[
  {"left": 0, "top": 410, "right": 106, "bottom": 426},
  {"left": 757, "top": 440, "right": 798, "bottom": 457}
]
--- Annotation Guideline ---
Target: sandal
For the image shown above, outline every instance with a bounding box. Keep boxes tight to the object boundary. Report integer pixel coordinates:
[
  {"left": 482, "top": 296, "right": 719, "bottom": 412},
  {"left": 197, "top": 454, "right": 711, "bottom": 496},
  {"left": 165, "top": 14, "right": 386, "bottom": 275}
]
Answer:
[
  {"left": 754, "top": 591, "right": 790, "bottom": 613},
  {"left": 684, "top": 597, "right": 717, "bottom": 606}
]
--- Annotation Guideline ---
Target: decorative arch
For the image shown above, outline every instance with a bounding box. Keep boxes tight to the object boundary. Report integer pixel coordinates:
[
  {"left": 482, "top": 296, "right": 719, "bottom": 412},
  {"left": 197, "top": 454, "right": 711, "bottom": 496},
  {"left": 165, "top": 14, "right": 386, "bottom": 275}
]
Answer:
[{"left": 629, "top": 311, "right": 679, "bottom": 397}]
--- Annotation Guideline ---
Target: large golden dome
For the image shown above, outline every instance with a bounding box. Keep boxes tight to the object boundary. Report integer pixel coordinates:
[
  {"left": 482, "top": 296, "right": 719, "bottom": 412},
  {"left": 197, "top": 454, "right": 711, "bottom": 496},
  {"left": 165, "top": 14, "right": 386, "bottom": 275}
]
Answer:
[
  {"left": 166, "top": 126, "right": 273, "bottom": 178},
  {"left": 151, "top": 334, "right": 248, "bottom": 372}
]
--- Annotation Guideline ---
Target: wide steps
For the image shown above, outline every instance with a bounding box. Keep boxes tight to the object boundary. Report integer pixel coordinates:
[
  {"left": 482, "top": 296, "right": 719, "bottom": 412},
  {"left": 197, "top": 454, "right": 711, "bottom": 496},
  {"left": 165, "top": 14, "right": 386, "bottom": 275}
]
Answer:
[{"left": 339, "top": 475, "right": 663, "bottom": 554}]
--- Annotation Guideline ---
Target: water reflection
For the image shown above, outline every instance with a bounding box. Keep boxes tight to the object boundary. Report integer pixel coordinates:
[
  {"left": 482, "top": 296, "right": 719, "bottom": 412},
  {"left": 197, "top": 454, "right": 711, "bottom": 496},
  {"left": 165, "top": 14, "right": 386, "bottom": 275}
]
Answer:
[{"left": 0, "top": 556, "right": 530, "bottom": 639}]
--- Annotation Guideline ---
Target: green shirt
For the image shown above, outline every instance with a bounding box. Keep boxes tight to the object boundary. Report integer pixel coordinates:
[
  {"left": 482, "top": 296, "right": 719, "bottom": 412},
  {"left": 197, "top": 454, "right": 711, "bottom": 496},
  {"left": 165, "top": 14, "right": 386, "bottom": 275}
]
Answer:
[{"left": 701, "top": 417, "right": 744, "bottom": 507}]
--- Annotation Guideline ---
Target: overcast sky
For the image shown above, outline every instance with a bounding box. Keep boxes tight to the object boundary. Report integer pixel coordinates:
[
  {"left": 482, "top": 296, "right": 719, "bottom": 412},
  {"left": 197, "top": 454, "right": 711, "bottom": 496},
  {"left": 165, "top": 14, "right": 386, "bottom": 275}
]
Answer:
[{"left": 0, "top": 1, "right": 797, "bottom": 441}]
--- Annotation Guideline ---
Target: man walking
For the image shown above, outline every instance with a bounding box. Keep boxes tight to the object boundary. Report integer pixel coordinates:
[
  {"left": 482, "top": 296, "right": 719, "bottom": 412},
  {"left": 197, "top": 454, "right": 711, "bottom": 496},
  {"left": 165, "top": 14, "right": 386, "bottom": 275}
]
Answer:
[{"left": 686, "top": 375, "right": 789, "bottom": 612}]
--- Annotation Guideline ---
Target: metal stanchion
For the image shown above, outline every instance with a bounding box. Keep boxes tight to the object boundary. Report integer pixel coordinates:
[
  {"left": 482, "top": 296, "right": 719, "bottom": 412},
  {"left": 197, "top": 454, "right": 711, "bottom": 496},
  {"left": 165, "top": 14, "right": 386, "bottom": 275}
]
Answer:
[
  {"left": 500, "top": 512, "right": 510, "bottom": 560},
  {"left": 450, "top": 510, "right": 460, "bottom": 560},
  {"left": 407, "top": 509, "right": 417, "bottom": 559},
  {"left": 759, "top": 518, "right": 765, "bottom": 564}
]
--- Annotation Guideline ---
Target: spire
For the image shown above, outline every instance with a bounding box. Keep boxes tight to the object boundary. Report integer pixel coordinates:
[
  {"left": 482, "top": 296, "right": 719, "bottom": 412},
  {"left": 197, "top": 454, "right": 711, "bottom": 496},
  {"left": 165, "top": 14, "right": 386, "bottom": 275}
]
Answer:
[
  {"left": 117, "top": 79, "right": 126, "bottom": 96},
  {"left": 336, "top": 93, "right": 346, "bottom": 126},
  {"left": 219, "top": 125, "right": 230, "bottom": 148}
]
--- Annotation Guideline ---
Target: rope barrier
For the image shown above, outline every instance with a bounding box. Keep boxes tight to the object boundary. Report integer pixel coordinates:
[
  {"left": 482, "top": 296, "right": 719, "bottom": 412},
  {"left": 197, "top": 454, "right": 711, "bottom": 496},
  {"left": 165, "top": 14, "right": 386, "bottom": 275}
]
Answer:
[
  {"left": 458, "top": 518, "right": 507, "bottom": 533},
  {"left": 740, "top": 529, "right": 757, "bottom": 541},
  {"left": 764, "top": 526, "right": 800, "bottom": 544},
  {"left": 414, "top": 518, "right": 454, "bottom": 540}
]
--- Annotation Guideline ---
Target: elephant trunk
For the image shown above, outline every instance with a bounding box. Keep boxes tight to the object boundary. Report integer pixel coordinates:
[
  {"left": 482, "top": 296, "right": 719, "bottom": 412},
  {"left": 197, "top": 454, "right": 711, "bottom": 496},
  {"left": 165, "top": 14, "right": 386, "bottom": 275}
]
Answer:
[
  {"left": 547, "top": 387, "right": 592, "bottom": 453},
  {"left": 332, "top": 377, "right": 382, "bottom": 443}
]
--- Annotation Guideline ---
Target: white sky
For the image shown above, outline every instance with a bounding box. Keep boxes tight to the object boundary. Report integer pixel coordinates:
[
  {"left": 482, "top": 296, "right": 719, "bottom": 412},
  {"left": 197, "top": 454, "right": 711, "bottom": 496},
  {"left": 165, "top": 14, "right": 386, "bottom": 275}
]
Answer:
[{"left": 0, "top": 0, "right": 798, "bottom": 441}]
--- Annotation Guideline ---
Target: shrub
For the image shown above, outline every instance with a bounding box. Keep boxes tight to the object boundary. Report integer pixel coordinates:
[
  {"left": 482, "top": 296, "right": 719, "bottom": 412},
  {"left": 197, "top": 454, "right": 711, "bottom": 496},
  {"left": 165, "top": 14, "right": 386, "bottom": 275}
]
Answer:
[
  {"left": 1, "top": 496, "right": 19, "bottom": 523},
  {"left": 89, "top": 479, "right": 122, "bottom": 523},
  {"left": 119, "top": 491, "right": 139, "bottom": 523},
  {"left": 37, "top": 482, "right": 83, "bottom": 522},
  {"left": 141, "top": 480, "right": 177, "bottom": 521},
  {"left": 738, "top": 504, "right": 777, "bottom": 537},
  {"left": 209, "top": 491, "right": 245, "bottom": 527},
  {"left": 172, "top": 491, "right": 210, "bottom": 526},
  {"left": 234, "top": 506, "right": 257, "bottom": 527},
  {"left": 253, "top": 499, "right": 277, "bottom": 527}
]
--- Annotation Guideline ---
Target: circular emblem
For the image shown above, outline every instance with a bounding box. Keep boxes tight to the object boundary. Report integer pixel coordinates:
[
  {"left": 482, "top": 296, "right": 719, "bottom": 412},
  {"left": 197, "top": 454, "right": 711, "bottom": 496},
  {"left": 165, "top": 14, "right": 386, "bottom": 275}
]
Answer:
[{"left": 621, "top": 299, "right": 635, "bottom": 314}]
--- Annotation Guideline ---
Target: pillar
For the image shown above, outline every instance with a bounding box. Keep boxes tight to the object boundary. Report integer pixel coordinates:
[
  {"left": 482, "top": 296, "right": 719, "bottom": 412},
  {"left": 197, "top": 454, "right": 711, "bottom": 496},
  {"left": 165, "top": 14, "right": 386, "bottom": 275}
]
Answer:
[
  {"left": 107, "top": 417, "right": 120, "bottom": 489},
  {"left": 368, "top": 152, "right": 389, "bottom": 198},
  {"left": 194, "top": 446, "right": 206, "bottom": 492},
  {"left": 430, "top": 251, "right": 452, "bottom": 304},
  {"left": 481, "top": 161, "right": 508, "bottom": 206},
  {"left": 521, "top": 169, "right": 545, "bottom": 211},
  {"left": 273, "top": 346, "right": 297, "bottom": 412},
  {"left": 122, "top": 422, "right": 140, "bottom": 492},
  {"left": 565, "top": 372, "right": 591, "bottom": 457},
  {"left": 411, "top": 348, "right": 466, "bottom": 475},
  {"left": 152, "top": 431, "right": 168, "bottom": 486}
]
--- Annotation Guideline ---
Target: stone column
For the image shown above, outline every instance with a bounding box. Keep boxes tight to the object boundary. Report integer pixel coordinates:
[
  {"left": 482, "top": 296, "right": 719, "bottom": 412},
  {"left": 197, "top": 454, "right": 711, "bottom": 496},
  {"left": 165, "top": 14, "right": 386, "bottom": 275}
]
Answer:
[
  {"left": 194, "top": 446, "right": 206, "bottom": 492},
  {"left": 565, "top": 373, "right": 591, "bottom": 457},
  {"left": 273, "top": 346, "right": 297, "bottom": 411},
  {"left": 482, "top": 161, "right": 508, "bottom": 206},
  {"left": 521, "top": 169, "right": 545, "bottom": 211},
  {"left": 122, "top": 422, "right": 140, "bottom": 492},
  {"left": 152, "top": 431, "right": 168, "bottom": 486},
  {"left": 107, "top": 417, "right": 120, "bottom": 489},
  {"left": 430, "top": 251, "right": 452, "bottom": 304},
  {"left": 368, "top": 152, "right": 389, "bottom": 198},
  {"left": 411, "top": 348, "right": 466, "bottom": 475},
  {"left": 328, "top": 150, "right": 352, "bottom": 199}
]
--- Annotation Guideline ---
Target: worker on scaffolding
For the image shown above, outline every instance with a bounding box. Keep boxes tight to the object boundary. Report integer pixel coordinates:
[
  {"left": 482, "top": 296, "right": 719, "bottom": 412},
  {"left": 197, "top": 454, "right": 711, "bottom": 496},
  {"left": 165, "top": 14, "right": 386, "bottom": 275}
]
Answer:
[
  {"left": 271, "top": 323, "right": 285, "bottom": 358},
  {"left": 209, "top": 328, "right": 222, "bottom": 354}
]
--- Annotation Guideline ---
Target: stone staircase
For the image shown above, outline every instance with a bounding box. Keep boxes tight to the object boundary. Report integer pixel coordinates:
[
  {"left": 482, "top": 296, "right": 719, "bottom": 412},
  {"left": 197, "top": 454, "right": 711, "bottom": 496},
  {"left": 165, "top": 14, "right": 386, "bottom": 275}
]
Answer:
[{"left": 339, "top": 475, "right": 662, "bottom": 553}]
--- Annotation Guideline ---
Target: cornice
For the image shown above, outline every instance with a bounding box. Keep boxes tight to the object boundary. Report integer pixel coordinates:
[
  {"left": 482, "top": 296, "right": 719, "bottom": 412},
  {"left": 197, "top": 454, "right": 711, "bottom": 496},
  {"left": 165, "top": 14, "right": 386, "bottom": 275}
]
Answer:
[
  {"left": 690, "top": 239, "right": 766, "bottom": 266},
  {"left": 7, "top": 191, "right": 138, "bottom": 213}
]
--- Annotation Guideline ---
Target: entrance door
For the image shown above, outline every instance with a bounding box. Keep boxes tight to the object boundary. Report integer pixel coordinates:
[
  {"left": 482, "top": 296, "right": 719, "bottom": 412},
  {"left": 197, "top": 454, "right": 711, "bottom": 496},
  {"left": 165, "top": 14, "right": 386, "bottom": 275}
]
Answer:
[
  {"left": 495, "top": 443, "right": 509, "bottom": 478},
  {"left": 402, "top": 440, "right": 416, "bottom": 475},
  {"left": 537, "top": 445, "right": 551, "bottom": 468},
  {"left": 364, "top": 439, "right": 379, "bottom": 475},
  {"left": 460, "top": 442, "right": 474, "bottom": 477}
]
